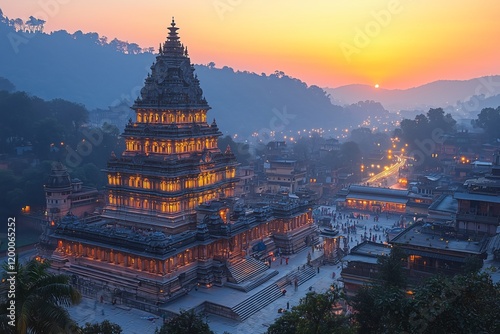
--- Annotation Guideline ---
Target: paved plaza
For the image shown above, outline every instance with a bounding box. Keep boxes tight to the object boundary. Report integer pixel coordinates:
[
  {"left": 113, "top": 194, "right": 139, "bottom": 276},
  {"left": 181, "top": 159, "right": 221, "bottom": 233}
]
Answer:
[
  {"left": 15, "top": 204, "right": 496, "bottom": 334},
  {"left": 63, "top": 205, "right": 408, "bottom": 333}
]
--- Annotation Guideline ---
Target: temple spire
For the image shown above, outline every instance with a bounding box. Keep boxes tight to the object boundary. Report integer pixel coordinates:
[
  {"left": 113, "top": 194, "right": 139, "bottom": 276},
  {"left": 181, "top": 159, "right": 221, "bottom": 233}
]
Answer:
[{"left": 163, "top": 16, "right": 183, "bottom": 55}]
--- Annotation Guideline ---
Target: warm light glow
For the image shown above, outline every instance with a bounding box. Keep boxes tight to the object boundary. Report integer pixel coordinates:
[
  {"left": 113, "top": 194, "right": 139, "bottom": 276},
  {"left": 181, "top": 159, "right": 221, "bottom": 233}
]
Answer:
[
  {"left": 1, "top": 1, "right": 499, "bottom": 88},
  {"left": 374, "top": 84, "right": 379, "bottom": 88}
]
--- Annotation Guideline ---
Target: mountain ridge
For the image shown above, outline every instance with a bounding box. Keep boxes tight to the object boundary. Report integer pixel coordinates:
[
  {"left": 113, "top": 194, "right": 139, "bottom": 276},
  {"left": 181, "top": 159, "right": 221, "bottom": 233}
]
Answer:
[{"left": 326, "top": 76, "right": 500, "bottom": 111}]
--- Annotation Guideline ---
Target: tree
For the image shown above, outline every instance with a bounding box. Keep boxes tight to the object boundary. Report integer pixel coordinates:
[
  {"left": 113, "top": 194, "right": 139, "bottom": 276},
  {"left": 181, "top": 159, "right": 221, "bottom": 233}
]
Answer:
[
  {"left": 376, "top": 245, "right": 407, "bottom": 289},
  {"left": 81, "top": 320, "right": 122, "bottom": 334},
  {"left": 0, "top": 259, "right": 81, "bottom": 333},
  {"left": 463, "top": 255, "right": 483, "bottom": 274},
  {"left": 155, "top": 309, "right": 214, "bottom": 334},
  {"left": 350, "top": 285, "right": 410, "bottom": 334},
  {"left": 339, "top": 141, "right": 362, "bottom": 177},
  {"left": 0, "top": 77, "right": 15, "bottom": 92},
  {"left": 267, "top": 286, "right": 354, "bottom": 334},
  {"left": 409, "top": 273, "right": 500, "bottom": 334},
  {"left": 350, "top": 246, "right": 409, "bottom": 333},
  {"left": 218, "top": 135, "right": 251, "bottom": 165},
  {"left": 473, "top": 106, "right": 500, "bottom": 141}
]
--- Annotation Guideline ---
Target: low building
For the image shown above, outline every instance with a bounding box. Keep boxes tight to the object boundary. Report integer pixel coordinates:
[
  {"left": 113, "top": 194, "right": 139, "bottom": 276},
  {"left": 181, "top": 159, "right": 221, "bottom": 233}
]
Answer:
[
  {"left": 340, "top": 185, "right": 409, "bottom": 214},
  {"left": 427, "top": 194, "right": 457, "bottom": 224},
  {"left": 455, "top": 153, "right": 500, "bottom": 237},
  {"left": 265, "top": 159, "right": 306, "bottom": 194},
  {"left": 340, "top": 241, "right": 391, "bottom": 297},
  {"left": 44, "top": 162, "right": 100, "bottom": 221},
  {"left": 234, "top": 166, "right": 256, "bottom": 197},
  {"left": 391, "top": 221, "right": 487, "bottom": 278}
]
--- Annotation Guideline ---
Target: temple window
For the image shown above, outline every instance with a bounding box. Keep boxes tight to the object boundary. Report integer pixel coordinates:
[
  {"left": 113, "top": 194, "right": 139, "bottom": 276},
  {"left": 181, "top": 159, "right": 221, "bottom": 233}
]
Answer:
[{"left": 137, "top": 113, "right": 142, "bottom": 122}]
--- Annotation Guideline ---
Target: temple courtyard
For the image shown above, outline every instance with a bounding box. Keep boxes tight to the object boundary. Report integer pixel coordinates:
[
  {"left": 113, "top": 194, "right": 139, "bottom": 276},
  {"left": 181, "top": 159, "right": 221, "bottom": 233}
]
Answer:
[{"left": 48, "top": 205, "right": 500, "bottom": 333}]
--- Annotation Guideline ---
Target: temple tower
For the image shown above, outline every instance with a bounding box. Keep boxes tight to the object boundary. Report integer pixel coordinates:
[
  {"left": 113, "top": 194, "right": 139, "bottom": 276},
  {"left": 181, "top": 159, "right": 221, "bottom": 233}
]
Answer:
[
  {"left": 44, "top": 162, "right": 72, "bottom": 220},
  {"left": 103, "top": 19, "right": 238, "bottom": 234}
]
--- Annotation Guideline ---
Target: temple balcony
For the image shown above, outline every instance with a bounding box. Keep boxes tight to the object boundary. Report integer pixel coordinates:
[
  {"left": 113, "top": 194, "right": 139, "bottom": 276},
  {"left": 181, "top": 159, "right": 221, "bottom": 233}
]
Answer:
[{"left": 123, "top": 123, "right": 221, "bottom": 139}]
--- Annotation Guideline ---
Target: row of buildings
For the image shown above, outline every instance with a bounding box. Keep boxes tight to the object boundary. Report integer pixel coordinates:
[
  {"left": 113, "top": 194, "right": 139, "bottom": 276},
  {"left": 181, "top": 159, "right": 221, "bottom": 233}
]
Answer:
[{"left": 340, "top": 154, "right": 500, "bottom": 296}]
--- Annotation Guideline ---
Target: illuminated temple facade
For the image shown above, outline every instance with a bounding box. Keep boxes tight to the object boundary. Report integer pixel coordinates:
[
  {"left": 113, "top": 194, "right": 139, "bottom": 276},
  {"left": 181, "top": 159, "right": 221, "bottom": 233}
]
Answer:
[{"left": 44, "top": 19, "right": 317, "bottom": 310}]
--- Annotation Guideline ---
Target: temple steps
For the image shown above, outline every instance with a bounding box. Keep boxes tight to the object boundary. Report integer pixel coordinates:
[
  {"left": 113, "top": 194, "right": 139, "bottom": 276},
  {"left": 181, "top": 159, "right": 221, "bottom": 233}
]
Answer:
[
  {"left": 61, "top": 263, "right": 140, "bottom": 291},
  {"left": 226, "top": 257, "right": 270, "bottom": 284},
  {"left": 232, "top": 264, "right": 317, "bottom": 321},
  {"left": 224, "top": 269, "right": 278, "bottom": 292}
]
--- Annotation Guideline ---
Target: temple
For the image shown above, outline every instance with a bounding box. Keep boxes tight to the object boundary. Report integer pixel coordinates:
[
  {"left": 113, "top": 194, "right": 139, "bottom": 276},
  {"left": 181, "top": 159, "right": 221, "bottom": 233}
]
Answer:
[{"left": 42, "top": 19, "right": 318, "bottom": 314}]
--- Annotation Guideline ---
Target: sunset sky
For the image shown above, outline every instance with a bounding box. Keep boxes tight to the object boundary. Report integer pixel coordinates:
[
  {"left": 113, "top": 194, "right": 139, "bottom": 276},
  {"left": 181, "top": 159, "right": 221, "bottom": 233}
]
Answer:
[{"left": 2, "top": 0, "right": 499, "bottom": 89}]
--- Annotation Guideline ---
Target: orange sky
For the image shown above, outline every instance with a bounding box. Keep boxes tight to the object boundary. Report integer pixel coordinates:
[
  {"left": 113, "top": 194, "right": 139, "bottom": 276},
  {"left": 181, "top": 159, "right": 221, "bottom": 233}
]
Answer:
[{"left": 2, "top": 0, "right": 499, "bottom": 89}]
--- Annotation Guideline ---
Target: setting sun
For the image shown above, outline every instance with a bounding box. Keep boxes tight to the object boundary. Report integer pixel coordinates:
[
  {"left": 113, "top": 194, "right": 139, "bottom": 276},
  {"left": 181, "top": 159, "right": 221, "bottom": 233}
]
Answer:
[
  {"left": 375, "top": 84, "right": 380, "bottom": 89},
  {"left": 1, "top": 1, "right": 499, "bottom": 89}
]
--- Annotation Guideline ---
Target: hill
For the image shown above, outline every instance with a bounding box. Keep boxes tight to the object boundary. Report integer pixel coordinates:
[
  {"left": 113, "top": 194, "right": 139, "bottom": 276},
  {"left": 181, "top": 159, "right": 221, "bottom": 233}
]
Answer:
[
  {"left": 326, "top": 76, "right": 500, "bottom": 113},
  {"left": 0, "top": 12, "right": 380, "bottom": 137}
]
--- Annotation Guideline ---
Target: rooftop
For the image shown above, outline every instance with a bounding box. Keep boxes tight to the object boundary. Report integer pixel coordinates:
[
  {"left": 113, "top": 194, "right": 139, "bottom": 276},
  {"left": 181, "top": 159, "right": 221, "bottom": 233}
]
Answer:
[
  {"left": 391, "top": 222, "right": 487, "bottom": 255},
  {"left": 343, "top": 241, "right": 391, "bottom": 264},
  {"left": 428, "top": 194, "right": 457, "bottom": 213},
  {"left": 454, "top": 192, "right": 500, "bottom": 204},
  {"left": 348, "top": 185, "right": 409, "bottom": 197}
]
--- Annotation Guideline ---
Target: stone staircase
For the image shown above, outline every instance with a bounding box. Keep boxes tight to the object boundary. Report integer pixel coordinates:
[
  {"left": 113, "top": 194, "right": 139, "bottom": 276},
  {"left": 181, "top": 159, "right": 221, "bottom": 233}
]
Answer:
[
  {"left": 231, "top": 264, "right": 317, "bottom": 321},
  {"left": 225, "top": 269, "right": 279, "bottom": 292},
  {"left": 226, "top": 257, "right": 270, "bottom": 284}
]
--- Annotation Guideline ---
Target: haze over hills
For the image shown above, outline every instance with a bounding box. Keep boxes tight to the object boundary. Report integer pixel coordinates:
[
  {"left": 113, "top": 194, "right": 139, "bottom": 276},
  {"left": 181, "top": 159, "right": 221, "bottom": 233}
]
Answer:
[
  {"left": 0, "top": 16, "right": 360, "bottom": 136},
  {"left": 326, "top": 76, "right": 500, "bottom": 113},
  {"left": 1, "top": 11, "right": 499, "bottom": 137}
]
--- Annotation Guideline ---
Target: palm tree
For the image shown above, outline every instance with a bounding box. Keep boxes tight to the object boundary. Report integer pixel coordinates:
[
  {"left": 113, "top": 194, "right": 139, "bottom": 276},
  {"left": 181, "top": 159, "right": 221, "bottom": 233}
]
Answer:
[{"left": 0, "top": 258, "right": 81, "bottom": 333}]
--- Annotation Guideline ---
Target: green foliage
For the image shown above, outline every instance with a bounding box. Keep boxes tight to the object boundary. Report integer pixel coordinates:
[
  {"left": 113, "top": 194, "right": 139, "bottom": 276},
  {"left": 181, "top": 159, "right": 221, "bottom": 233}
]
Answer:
[
  {"left": 0, "top": 90, "right": 124, "bottom": 215},
  {"left": 350, "top": 271, "right": 500, "bottom": 334},
  {"left": 81, "top": 320, "right": 123, "bottom": 334},
  {"left": 472, "top": 106, "right": 500, "bottom": 141},
  {"left": 351, "top": 285, "right": 410, "bottom": 334},
  {"left": 155, "top": 309, "right": 214, "bottom": 334},
  {"left": 218, "top": 135, "right": 251, "bottom": 165},
  {"left": 351, "top": 247, "right": 409, "bottom": 333},
  {"left": 397, "top": 107, "right": 456, "bottom": 170},
  {"left": 463, "top": 255, "right": 483, "bottom": 274},
  {"left": 376, "top": 245, "right": 407, "bottom": 289},
  {"left": 267, "top": 286, "right": 354, "bottom": 334},
  {"left": 349, "top": 128, "right": 390, "bottom": 155},
  {"left": 409, "top": 273, "right": 500, "bottom": 334},
  {"left": 0, "top": 258, "right": 82, "bottom": 333},
  {"left": 0, "top": 76, "right": 15, "bottom": 92},
  {"left": 0, "top": 160, "right": 53, "bottom": 216}
]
